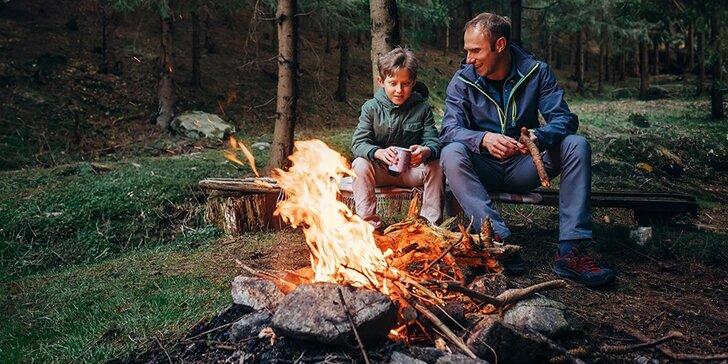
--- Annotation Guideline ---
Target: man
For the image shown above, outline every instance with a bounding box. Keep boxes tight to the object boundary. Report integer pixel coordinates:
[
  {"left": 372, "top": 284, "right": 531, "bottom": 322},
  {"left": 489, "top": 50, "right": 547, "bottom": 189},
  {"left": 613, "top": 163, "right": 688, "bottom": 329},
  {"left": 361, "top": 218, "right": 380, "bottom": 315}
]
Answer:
[{"left": 439, "top": 12, "right": 614, "bottom": 287}]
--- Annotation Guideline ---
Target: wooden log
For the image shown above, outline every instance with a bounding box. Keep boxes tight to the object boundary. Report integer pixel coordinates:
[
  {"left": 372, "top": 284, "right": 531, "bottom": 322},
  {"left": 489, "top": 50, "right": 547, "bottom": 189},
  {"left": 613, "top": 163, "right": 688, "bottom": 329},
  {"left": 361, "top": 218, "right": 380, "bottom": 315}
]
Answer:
[{"left": 203, "top": 190, "right": 284, "bottom": 233}]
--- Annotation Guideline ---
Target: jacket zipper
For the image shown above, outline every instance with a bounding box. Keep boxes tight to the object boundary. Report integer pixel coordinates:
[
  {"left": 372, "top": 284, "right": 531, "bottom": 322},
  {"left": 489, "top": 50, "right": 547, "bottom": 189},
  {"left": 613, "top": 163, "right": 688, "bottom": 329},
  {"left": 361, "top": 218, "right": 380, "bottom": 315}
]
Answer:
[{"left": 457, "top": 62, "right": 539, "bottom": 133}]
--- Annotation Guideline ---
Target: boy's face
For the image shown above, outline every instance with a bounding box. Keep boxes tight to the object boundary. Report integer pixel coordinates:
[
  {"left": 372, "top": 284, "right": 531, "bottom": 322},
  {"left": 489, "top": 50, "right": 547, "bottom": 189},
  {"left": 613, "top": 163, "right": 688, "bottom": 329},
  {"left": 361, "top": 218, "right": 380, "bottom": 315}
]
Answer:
[{"left": 377, "top": 69, "right": 415, "bottom": 106}]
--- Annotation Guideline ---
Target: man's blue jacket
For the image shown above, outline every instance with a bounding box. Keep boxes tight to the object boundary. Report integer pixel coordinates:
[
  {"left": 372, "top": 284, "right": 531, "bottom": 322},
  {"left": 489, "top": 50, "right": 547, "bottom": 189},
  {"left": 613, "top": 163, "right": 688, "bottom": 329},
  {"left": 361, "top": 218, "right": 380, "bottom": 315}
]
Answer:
[{"left": 440, "top": 44, "right": 578, "bottom": 153}]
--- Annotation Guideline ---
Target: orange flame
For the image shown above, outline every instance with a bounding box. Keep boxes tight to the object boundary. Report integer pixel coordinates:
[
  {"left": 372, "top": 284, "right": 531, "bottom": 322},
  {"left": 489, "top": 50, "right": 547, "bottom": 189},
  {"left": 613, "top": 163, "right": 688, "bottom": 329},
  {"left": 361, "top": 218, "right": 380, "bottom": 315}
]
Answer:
[
  {"left": 273, "top": 140, "right": 392, "bottom": 292},
  {"left": 227, "top": 136, "right": 259, "bottom": 177}
]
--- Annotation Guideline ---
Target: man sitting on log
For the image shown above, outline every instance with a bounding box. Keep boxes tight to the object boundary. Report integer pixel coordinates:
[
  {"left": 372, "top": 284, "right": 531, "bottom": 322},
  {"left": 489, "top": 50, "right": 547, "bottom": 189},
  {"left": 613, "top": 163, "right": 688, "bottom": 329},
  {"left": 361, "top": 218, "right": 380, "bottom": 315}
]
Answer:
[{"left": 439, "top": 12, "right": 615, "bottom": 287}]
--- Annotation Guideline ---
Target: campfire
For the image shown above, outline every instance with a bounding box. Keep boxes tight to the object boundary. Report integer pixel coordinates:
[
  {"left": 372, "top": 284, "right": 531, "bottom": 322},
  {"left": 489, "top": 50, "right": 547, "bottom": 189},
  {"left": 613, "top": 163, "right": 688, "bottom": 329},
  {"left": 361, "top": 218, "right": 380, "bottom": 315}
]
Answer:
[{"left": 226, "top": 139, "right": 574, "bottom": 362}]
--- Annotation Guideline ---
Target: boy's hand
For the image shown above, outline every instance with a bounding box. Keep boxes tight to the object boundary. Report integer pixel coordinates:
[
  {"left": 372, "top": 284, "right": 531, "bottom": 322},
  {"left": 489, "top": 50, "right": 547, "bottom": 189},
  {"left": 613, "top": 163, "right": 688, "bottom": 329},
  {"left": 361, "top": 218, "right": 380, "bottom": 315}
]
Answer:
[
  {"left": 409, "top": 145, "right": 431, "bottom": 168},
  {"left": 374, "top": 147, "right": 399, "bottom": 166}
]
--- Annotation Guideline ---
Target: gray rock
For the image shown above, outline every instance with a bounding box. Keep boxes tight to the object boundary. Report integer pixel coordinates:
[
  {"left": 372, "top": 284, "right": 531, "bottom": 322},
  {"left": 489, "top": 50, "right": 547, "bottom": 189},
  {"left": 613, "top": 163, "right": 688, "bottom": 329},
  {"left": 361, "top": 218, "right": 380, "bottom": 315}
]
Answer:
[
  {"left": 467, "top": 274, "right": 508, "bottom": 297},
  {"left": 230, "top": 276, "right": 284, "bottom": 311},
  {"left": 230, "top": 310, "right": 272, "bottom": 340},
  {"left": 171, "top": 111, "right": 235, "bottom": 139},
  {"left": 272, "top": 283, "right": 397, "bottom": 345},
  {"left": 466, "top": 317, "right": 548, "bottom": 364},
  {"left": 390, "top": 351, "right": 428, "bottom": 364},
  {"left": 436, "top": 354, "right": 490, "bottom": 364},
  {"left": 408, "top": 346, "right": 446, "bottom": 363},
  {"left": 251, "top": 142, "right": 271, "bottom": 150},
  {"left": 503, "top": 295, "right": 582, "bottom": 337}
]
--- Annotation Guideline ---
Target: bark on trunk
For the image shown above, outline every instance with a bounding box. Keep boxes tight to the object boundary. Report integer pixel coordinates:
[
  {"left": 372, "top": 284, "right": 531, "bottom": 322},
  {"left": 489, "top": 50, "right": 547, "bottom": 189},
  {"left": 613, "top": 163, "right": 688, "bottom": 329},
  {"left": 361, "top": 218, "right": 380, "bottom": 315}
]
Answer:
[
  {"left": 370, "top": 0, "right": 400, "bottom": 93},
  {"left": 510, "top": 0, "right": 522, "bottom": 46},
  {"left": 597, "top": 40, "right": 605, "bottom": 94},
  {"left": 639, "top": 39, "right": 650, "bottom": 98},
  {"left": 156, "top": 1, "right": 175, "bottom": 130},
  {"left": 444, "top": 23, "right": 450, "bottom": 56},
  {"left": 687, "top": 20, "right": 695, "bottom": 72},
  {"left": 605, "top": 39, "right": 612, "bottom": 83},
  {"left": 547, "top": 32, "right": 554, "bottom": 66},
  {"left": 710, "top": 10, "right": 725, "bottom": 119},
  {"left": 619, "top": 53, "right": 626, "bottom": 81},
  {"left": 191, "top": 0, "right": 202, "bottom": 88},
  {"left": 576, "top": 29, "right": 585, "bottom": 95},
  {"left": 267, "top": 0, "right": 298, "bottom": 171},
  {"left": 335, "top": 33, "right": 349, "bottom": 102},
  {"left": 697, "top": 30, "right": 705, "bottom": 96},
  {"left": 653, "top": 39, "right": 659, "bottom": 76}
]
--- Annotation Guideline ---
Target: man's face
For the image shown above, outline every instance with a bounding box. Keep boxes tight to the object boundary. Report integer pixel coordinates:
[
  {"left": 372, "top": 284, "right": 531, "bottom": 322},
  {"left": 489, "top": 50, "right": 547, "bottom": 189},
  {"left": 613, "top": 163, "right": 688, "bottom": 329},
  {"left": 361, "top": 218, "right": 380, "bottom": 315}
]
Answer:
[
  {"left": 464, "top": 28, "right": 503, "bottom": 78},
  {"left": 377, "top": 68, "right": 414, "bottom": 106}
]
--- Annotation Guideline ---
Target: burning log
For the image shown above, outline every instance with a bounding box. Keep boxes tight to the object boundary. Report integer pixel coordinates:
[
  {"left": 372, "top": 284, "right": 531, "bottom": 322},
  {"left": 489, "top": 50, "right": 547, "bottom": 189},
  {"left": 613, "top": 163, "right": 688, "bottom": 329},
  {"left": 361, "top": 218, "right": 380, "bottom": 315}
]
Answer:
[{"left": 519, "top": 127, "right": 550, "bottom": 188}]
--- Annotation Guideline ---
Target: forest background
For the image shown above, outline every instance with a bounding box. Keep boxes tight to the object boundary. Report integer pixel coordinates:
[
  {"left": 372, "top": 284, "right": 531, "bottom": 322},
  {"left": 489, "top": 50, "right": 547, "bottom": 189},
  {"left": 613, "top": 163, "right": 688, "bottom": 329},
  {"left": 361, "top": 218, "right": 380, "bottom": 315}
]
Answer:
[{"left": 1, "top": 0, "right": 727, "bottom": 362}]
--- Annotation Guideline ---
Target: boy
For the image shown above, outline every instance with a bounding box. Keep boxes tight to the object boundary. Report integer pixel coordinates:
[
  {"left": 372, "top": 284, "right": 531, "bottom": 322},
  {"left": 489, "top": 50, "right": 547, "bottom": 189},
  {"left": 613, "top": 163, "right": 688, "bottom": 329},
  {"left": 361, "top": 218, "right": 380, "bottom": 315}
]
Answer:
[{"left": 351, "top": 47, "right": 444, "bottom": 229}]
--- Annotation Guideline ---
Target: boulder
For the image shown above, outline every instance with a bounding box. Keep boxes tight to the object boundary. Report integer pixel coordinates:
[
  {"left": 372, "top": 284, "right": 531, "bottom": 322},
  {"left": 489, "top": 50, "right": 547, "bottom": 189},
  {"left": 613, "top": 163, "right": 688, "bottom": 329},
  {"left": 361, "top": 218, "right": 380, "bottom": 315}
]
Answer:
[
  {"left": 390, "top": 351, "right": 428, "bottom": 364},
  {"left": 272, "top": 283, "right": 397, "bottom": 345},
  {"left": 503, "top": 295, "right": 582, "bottom": 337},
  {"left": 171, "top": 111, "right": 235, "bottom": 139},
  {"left": 230, "top": 310, "right": 272, "bottom": 340},
  {"left": 230, "top": 276, "right": 284, "bottom": 311},
  {"left": 436, "top": 354, "right": 490, "bottom": 364},
  {"left": 466, "top": 317, "right": 548, "bottom": 364}
]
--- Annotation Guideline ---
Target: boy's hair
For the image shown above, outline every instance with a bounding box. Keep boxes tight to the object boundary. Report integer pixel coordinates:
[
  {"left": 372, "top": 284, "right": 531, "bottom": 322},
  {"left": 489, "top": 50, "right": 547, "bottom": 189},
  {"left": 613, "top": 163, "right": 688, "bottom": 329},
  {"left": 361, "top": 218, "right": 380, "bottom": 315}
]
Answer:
[
  {"left": 377, "top": 47, "right": 418, "bottom": 81},
  {"left": 464, "top": 12, "right": 511, "bottom": 51}
]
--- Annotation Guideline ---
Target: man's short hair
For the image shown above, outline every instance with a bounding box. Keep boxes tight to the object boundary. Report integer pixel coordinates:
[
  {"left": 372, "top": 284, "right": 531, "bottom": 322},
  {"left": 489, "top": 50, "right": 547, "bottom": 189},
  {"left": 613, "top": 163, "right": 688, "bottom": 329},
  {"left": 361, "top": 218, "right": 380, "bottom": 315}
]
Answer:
[
  {"left": 464, "top": 12, "right": 511, "bottom": 50},
  {"left": 377, "top": 46, "right": 418, "bottom": 81}
]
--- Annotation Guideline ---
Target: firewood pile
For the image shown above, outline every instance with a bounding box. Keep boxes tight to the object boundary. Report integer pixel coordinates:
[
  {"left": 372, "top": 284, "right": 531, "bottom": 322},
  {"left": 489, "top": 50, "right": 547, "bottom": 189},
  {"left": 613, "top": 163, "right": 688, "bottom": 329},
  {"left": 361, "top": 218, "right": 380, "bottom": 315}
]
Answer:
[{"left": 232, "top": 197, "right": 574, "bottom": 363}]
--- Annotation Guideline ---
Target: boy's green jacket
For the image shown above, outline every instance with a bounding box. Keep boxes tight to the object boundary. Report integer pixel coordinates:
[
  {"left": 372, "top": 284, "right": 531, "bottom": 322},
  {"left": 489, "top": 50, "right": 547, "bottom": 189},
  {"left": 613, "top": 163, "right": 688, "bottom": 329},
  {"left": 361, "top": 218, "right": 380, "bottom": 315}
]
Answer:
[{"left": 351, "top": 83, "right": 443, "bottom": 162}]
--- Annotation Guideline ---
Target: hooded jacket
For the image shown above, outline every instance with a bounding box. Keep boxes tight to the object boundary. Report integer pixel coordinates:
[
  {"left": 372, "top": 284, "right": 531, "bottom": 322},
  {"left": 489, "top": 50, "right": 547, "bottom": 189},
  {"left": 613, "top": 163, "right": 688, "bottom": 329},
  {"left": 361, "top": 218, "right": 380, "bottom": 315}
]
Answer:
[
  {"left": 352, "top": 82, "right": 443, "bottom": 161},
  {"left": 439, "top": 44, "right": 578, "bottom": 154}
]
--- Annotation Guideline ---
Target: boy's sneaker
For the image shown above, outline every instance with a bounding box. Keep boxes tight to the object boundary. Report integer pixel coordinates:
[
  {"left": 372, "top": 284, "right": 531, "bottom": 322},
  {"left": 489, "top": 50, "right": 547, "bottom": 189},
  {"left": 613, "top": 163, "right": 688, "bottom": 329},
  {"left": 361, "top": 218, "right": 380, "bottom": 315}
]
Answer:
[{"left": 552, "top": 246, "right": 615, "bottom": 287}]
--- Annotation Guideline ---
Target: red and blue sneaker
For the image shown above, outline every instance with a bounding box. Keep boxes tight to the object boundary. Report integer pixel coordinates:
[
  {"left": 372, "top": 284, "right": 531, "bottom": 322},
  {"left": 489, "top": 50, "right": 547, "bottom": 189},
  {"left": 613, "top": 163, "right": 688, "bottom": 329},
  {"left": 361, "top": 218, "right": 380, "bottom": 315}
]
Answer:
[{"left": 552, "top": 245, "right": 615, "bottom": 287}]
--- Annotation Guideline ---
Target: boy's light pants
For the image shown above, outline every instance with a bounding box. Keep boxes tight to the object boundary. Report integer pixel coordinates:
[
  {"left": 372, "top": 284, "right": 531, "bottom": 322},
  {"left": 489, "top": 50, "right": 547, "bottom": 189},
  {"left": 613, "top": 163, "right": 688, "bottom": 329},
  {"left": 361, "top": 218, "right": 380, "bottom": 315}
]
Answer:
[{"left": 351, "top": 157, "right": 445, "bottom": 226}]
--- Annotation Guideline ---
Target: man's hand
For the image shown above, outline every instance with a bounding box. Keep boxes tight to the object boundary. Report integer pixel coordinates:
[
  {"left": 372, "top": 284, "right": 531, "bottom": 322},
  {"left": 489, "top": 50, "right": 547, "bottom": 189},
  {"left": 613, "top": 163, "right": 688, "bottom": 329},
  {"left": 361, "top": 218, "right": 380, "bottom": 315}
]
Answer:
[
  {"left": 481, "top": 132, "right": 520, "bottom": 160},
  {"left": 409, "top": 145, "right": 431, "bottom": 168},
  {"left": 374, "top": 147, "right": 399, "bottom": 166},
  {"left": 516, "top": 132, "right": 538, "bottom": 154}
]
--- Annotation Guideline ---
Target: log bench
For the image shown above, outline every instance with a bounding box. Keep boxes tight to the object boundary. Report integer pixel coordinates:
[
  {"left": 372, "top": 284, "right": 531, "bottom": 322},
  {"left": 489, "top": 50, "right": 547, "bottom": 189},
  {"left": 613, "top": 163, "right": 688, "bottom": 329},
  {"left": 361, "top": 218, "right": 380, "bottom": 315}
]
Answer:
[
  {"left": 337, "top": 177, "right": 698, "bottom": 227},
  {"left": 199, "top": 177, "right": 698, "bottom": 233}
]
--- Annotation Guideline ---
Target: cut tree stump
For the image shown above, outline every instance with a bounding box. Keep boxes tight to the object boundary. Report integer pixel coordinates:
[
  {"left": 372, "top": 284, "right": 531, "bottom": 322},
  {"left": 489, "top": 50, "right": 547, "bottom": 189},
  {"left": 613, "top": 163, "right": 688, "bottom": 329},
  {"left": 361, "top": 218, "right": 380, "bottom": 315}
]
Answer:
[{"left": 199, "top": 178, "right": 285, "bottom": 233}]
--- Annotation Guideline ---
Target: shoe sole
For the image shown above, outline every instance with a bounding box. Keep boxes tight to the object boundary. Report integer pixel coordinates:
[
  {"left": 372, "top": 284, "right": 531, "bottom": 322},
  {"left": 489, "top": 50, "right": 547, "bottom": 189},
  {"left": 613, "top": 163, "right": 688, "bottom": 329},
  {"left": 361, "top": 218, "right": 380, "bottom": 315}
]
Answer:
[{"left": 552, "top": 265, "right": 615, "bottom": 288}]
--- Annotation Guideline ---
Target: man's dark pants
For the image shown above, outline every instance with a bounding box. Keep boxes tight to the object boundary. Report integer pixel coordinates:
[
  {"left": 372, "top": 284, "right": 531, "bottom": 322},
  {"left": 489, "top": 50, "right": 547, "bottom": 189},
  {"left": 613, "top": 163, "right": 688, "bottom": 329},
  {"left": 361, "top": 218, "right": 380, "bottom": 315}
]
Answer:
[{"left": 440, "top": 135, "right": 592, "bottom": 241}]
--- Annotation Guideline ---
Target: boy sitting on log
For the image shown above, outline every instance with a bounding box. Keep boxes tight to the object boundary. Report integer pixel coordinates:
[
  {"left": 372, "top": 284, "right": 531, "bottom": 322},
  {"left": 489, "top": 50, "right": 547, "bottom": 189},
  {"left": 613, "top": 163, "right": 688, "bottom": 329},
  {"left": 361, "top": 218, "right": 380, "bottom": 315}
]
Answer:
[{"left": 351, "top": 47, "right": 444, "bottom": 230}]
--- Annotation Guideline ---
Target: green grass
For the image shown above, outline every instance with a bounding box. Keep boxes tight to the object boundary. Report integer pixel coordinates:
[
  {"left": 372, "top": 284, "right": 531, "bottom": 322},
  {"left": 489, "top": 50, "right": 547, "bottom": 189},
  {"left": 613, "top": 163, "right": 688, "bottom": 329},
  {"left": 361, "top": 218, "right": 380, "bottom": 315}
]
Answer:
[
  {"left": 0, "top": 232, "right": 277, "bottom": 364},
  {"left": 0, "top": 150, "right": 261, "bottom": 277}
]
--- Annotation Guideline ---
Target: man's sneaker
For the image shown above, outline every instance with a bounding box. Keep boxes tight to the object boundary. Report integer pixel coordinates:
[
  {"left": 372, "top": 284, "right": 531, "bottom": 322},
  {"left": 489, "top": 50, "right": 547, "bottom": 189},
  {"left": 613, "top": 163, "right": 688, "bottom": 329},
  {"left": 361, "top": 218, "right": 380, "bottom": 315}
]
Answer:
[
  {"left": 494, "top": 235, "right": 526, "bottom": 276},
  {"left": 552, "top": 246, "right": 615, "bottom": 287}
]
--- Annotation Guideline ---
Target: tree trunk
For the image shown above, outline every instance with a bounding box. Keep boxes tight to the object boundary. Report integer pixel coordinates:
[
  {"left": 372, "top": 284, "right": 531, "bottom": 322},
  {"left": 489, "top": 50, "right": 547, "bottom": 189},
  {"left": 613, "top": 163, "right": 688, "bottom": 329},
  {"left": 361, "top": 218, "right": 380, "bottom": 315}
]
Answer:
[
  {"left": 444, "top": 23, "right": 450, "bottom": 56},
  {"left": 605, "top": 38, "right": 612, "bottom": 82},
  {"left": 267, "top": 0, "right": 299, "bottom": 171},
  {"left": 639, "top": 39, "right": 650, "bottom": 98},
  {"left": 191, "top": 0, "right": 202, "bottom": 88},
  {"left": 370, "top": 0, "right": 400, "bottom": 93},
  {"left": 510, "top": 0, "right": 522, "bottom": 46},
  {"left": 653, "top": 39, "right": 659, "bottom": 76},
  {"left": 325, "top": 33, "right": 331, "bottom": 54},
  {"left": 334, "top": 33, "right": 349, "bottom": 102},
  {"left": 547, "top": 32, "right": 554, "bottom": 66},
  {"left": 697, "top": 30, "right": 705, "bottom": 96},
  {"left": 710, "top": 10, "right": 725, "bottom": 119},
  {"left": 100, "top": 6, "right": 109, "bottom": 73},
  {"left": 687, "top": 20, "right": 694, "bottom": 72},
  {"left": 576, "top": 29, "right": 585, "bottom": 95},
  {"left": 632, "top": 49, "right": 640, "bottom": 77},
  {"left": 156, "top": 0, "right": 175, "bottom": 130},
  {"left": 665, "top": 39, "right": 670, "bottom": 70},
  {"left": 597, "top": 40, "right": 605, "bottom": 94}
]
